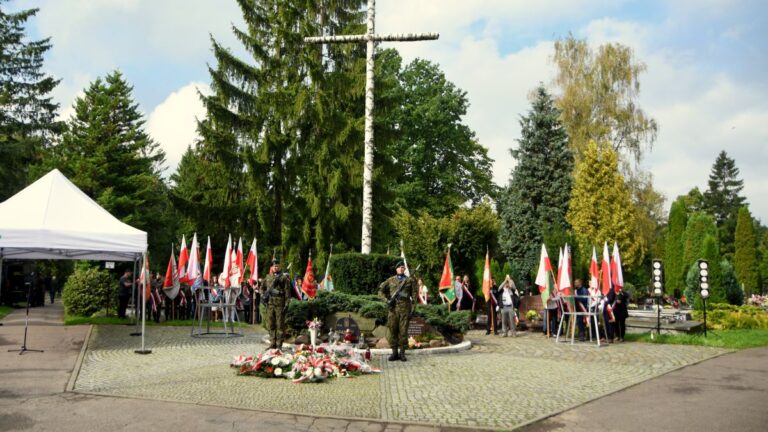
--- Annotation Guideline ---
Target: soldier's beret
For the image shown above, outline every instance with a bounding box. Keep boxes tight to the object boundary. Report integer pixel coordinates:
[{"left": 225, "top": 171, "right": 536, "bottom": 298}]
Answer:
[
  {"left": 271, "top": 258, "right": 280, "bottom": 265},
  {"left": 395, "top": 260, "right": 405, "bottom": 269}
]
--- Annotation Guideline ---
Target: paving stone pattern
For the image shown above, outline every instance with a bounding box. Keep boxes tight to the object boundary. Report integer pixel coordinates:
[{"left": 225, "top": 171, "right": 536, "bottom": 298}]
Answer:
[{"left": 74, "top": 327, "right": 728, "bottom": 430}]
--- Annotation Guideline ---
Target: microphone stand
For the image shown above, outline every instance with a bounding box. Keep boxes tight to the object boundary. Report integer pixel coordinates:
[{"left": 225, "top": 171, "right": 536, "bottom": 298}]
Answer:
[{"left": 8, "top": 281, "right": 44, "bottom": 355}]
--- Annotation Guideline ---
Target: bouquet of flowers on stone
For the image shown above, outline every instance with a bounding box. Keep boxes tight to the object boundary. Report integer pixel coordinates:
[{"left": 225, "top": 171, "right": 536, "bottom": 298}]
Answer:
[{"left": 231, "top": 344, "right": 381, "bottom": 384}]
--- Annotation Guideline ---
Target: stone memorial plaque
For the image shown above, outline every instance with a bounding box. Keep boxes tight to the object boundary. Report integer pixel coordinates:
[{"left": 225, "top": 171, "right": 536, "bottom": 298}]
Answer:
[
  {"left": 407, "top": 316, "right": 431, "bottom": 337},
  {"left": 334, "top": 315, "right": 360, "bottom": 341}
]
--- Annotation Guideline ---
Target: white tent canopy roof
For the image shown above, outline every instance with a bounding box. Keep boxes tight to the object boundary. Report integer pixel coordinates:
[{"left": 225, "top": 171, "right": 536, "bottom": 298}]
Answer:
[{"left": 0, "top": 169, "right": 147, "bottom": 261}]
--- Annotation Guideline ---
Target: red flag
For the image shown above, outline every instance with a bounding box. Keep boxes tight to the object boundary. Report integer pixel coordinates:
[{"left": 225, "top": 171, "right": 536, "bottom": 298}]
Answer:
[
  {"left": 601, "top": 242, "right": 612, "bottom": 295},
  {"left": 185, "top": 233, "right": 200, "bottom": 283},
  {"left": 611, "top": 242, "right": 624, "bottom": 293},
  {"left": 559, "top": 245, "right": 572, "bottom": 296},
  {"left": 246, "top": 238, "right": 258, "bottom": 284},
  {"left": 163, "top": 248, "right": 175, "bottom": 288},
  {"left": 178, "top": 235, "right": 189, "bottom": 283},
  {"left": 236, "top": 237, "right": 244, "bottom": 284},
  {"left": 481, "top": 250, "right": 492, "bottom": 301},
  {"left": 222, "top": 235, "right": 232, "bottom": 289},
  {"left": 589, "top": 246, "right": 599, "bottom": 290},
  {"left": 302, "top": 257, "right": 317, "bottom": 299},
  {"left": 203, "top": 236, "right": 213, "bottom": 283}
]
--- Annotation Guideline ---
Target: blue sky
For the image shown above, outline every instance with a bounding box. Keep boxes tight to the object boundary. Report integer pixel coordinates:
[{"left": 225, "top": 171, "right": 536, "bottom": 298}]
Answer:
[{"left": 8, "top": 0, "right": 768, "bottom": 222}]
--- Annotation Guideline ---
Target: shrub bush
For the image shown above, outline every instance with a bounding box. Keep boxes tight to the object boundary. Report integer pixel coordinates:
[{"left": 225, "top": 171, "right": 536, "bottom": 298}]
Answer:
[
  {"left": 330, "top": 253, "right": 400, "bottom": 295},
  {"left": 692, "top": 303, "right": 768, "bottom": 330},
  {"left": 280, "top": 290, "right": 470, "bottom": 337},
  {"left": 62, "top": 267, "right": 116, "bottom": 317}
]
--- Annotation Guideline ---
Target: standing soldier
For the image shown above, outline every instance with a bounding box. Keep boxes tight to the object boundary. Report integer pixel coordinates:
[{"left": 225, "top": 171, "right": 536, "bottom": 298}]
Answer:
[
  {"left": 263, "top": 258, "right": 291, "bottom": 349},
  {"left": 378, "top": 261, "right": 417, "bottom": 361}
]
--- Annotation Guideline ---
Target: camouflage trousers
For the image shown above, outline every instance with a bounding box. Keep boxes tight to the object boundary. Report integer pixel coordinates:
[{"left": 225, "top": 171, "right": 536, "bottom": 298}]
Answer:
[
  {"left": 387, "top": 301, "right": 411, "bottom": 349},
  {"left": 265, "top": 299, "right": 286, "bottom": 348}
]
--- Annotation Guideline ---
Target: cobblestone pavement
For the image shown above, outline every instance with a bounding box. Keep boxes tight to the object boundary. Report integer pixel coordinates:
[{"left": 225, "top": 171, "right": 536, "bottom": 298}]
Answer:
[{"left": 74, "top": 327, "right": 729, "bottom": 430}]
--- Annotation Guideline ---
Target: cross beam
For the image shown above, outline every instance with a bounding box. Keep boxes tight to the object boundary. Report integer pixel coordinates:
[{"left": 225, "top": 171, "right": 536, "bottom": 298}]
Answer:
[{"left": 305, "top": 0, "right": 438, "bottom": 254}]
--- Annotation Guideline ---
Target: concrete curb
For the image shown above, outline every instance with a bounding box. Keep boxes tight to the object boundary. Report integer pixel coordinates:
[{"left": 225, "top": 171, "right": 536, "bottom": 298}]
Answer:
[{"left": 66, "top": 324, "right": 93, "bottom": 392}]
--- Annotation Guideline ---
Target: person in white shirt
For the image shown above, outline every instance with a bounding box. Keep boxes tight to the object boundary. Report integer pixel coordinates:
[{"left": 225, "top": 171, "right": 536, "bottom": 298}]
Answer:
[{"left": 498, "top": 275, "right": 518, "bottom": 337}]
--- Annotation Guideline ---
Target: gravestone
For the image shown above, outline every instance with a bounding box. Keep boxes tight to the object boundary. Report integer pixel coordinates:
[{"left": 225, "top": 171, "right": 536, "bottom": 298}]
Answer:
[
  {"left": 407, "top": 316, "right": 431, "bottom": 338},
  {"left": 334, "top": 315, "right": 360, "bottom": 341}
]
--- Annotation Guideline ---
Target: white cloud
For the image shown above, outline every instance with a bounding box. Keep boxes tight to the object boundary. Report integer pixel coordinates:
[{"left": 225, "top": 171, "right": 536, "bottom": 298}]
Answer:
[{"left": 146, "top": 82, "right": 210, "bottom": 178}]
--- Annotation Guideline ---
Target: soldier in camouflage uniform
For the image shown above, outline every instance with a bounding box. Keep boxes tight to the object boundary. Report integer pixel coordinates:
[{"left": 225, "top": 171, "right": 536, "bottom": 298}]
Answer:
[
  {"left": 263, "top": 258, "right": 292, "bottom": 349},
  {"left": 378, "top": 261, "right": 417, "bottom": 361}
]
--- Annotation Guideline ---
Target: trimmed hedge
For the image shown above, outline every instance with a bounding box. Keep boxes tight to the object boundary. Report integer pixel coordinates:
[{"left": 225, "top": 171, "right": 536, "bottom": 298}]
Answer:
[
  {"left": 692, "top": 303, "right": 768, "bottom": 330},
  {"left": 276, "top": 290, "right": 470, "bottom": 337},
  {"left": 62, "top": 267, "right": 116, "bottom": 317},
  {"left": 330, "top": 253, "right": 400, "bottom": 295}
]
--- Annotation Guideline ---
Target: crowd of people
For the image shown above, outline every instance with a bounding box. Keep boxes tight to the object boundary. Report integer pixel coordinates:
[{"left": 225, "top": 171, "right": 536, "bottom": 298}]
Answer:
[{"left": 117, "top": 264, "right": 632, "bottom": 345}]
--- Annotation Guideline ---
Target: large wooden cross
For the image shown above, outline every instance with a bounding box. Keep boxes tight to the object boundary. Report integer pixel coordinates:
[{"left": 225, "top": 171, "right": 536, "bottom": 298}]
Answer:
[{"left": 305, "top": 0, "right": 438, "bottom": 254}]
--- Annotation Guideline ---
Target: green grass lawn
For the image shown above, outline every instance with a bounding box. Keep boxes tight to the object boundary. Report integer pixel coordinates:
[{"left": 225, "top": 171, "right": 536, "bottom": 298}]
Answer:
[
  {"left": 624, "top": 329, "right": 768, "bottom": 350},
  {"left": 0, "top": 305, "right": 13, "bottom": 321}
]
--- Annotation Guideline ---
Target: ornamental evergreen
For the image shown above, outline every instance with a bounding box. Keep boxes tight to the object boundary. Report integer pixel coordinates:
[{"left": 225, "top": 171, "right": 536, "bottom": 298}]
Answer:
[
  {"left": 682, "top": 212, "right": 718, "bottom": 268},
  {"left": 498, "top": 86, "right": 573, "bottom": 282},
  {"left": 566, "top": 141, "right": 641, "bottom": 269},
  {"left": 734, "top": 207, "right": 759, "bottom": 297},
  {"left": 664, "top": 198, "right": 688, "bottom": 296}
]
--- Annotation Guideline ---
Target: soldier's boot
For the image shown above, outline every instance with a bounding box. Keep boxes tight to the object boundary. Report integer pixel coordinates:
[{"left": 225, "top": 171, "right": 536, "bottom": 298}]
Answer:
[
  {"left": 399, "top": 346, "right": 407, "bottom": 362},
  {"left": 388, "top": 347, "right": 399, "bottom": 361}
]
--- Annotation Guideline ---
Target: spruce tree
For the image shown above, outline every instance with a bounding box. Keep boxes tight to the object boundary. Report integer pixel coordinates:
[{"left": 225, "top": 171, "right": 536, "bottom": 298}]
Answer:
[
  {"left": 48, "top": 71, "right": 171, "bottom": 261},
  {"left": 664, "top": 198, "right": 688, "bottom": 296},
  {"left": 734, "top": 206, "right": 758, "bottom": 297},
  {"left": 498, "top": 85, "right": 573, "bottom": 281},
  {"left": 703, "top": 150, "right": 746, "bottom": 257},
  {"left": 0, "top": 2, "right": 60, "bottom": 200},
  {"left": 189, "top": 0, "right": 368, "bottom": 265},
  {"left": 567, "top": 141, "right": 641, "bottom": 269}
]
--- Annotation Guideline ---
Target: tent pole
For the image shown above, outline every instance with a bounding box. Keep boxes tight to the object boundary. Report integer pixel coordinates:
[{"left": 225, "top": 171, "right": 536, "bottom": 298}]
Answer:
[
  {"left": 0, "top": 249, "right": 4, "bottom": 302},
  {"left": 0, "top": 249, "right": 4, "bottom": 321}
]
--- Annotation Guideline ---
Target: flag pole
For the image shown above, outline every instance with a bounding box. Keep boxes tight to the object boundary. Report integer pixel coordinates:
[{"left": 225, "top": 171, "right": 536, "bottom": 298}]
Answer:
[
  {"left": 130, "top": 255, "right": 140, "bottom": 335},
  {"left": 135, "top": 252, "right": 151, "bottom": 355},
  {"left": 488, "top": 246, "right": 495, "bottom": 336}
]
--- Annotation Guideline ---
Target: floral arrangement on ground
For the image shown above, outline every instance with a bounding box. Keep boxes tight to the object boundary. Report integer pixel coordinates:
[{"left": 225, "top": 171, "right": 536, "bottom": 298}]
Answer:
[{"left": 231, "top": 344, "right": 380, "bottom": 383}]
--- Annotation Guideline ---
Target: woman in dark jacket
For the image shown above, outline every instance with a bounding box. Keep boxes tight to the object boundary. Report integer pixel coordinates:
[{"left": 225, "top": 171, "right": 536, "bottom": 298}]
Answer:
[{"left": 613, "top": 290, "right": 630, "bottom": 342}]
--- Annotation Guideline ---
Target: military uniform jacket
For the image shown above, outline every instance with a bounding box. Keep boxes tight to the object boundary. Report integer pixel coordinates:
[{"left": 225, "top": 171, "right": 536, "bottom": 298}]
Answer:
[
  {"left": 263, "top": 272, "right": 291, "bottom": 304},
  {"left": 378, "top": 274, "right": 417, "bottom": 306}
]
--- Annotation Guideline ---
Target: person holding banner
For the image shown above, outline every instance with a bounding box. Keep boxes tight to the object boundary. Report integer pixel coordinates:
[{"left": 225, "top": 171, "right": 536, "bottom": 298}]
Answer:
[{"left": 263, "top": 258, "right": 291, "bottom": 349}]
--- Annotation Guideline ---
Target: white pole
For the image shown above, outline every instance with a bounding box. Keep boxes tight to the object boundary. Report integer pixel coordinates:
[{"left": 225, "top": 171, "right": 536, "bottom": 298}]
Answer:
[
  {"left": 135, "top": 252, "right": 151, "bottom": 354},
  {"left": 0, "top": 248, "right": 4, "bottom": 307},
  {"left": 360, "top": 0, "right": 375, "bottom": 254}
]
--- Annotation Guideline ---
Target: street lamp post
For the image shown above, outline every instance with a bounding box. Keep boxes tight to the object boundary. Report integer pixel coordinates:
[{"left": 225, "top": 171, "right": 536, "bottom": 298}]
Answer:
[
  {"left": 698, "top": 260, "right": 709, "bottom": 337},
  {"left": 651, "top": 259, "right": 664, "bottom": 336}
]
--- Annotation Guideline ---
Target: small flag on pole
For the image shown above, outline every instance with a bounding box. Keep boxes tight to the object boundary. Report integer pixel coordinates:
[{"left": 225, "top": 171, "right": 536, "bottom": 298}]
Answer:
[
  {"left": 438, "top": 245, "right": 456, "bottom": 305},
  {"left": 535, "top": 244, "right": 554, "bottom": 304},
  {"left": 611, "top": 242, "right": 624, "bottom": 293}
]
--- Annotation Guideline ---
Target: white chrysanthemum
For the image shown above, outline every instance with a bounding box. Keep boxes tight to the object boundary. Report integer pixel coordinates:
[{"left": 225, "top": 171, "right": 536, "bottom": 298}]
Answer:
[
  {"left": 313, "top": 367, "right": 323, "bottom": 377},
  {"left": 274, "top": 367, "right": 282, "bottom": 376},
  {"left": 270, "top": 357, "right": 280, "bottom": 366}
]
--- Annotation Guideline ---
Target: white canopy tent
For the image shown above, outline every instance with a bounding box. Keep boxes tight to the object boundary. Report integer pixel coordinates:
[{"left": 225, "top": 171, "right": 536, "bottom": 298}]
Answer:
[
  {"left": 0, "top": 169, "right": 147, "bottom": 261},
  {"left": 0, "top": 169, "right": 150, "bottom": 352}
]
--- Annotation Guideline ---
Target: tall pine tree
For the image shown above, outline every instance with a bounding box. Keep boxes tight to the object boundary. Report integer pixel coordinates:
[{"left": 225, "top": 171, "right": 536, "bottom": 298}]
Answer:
[
  {"left": 703, "top": 150, "right": 746, "bottom": 257},
  {"left": 499, "top": 86, "right": 573, "bottom": 281},
  {"left": 567, "top": 141, "right": 642, "bottom": 269},
  {"left": 734, "top": 206, "right": 758, "bottom": 297},
  {"left": 664, "top": 198, "right": 688, "bottom": 296},
  {"left": 0, "top": 2, "right": 60, "bottom": 200},
  {"left": 46, "top": 71, "right": 172, "bottom": 262}
]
